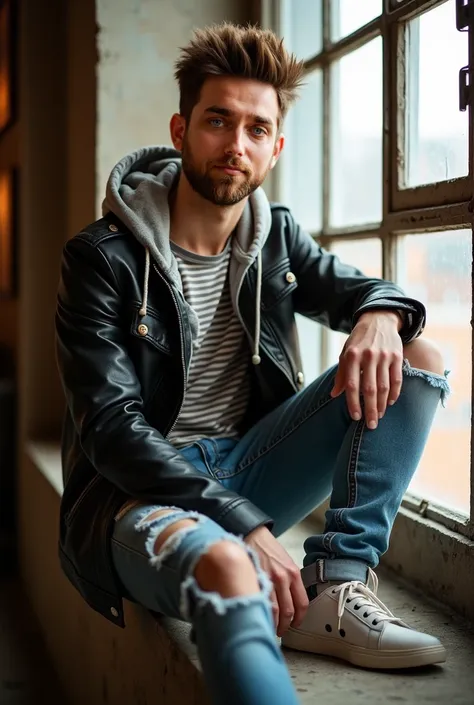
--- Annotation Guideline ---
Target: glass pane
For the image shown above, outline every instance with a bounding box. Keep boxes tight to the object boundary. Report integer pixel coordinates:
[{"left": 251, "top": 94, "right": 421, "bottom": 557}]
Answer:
[
  {"left": 331, "top": 0, "right": 382, "bottom": 41},
  {"left": 285, "top": 0, "right": 322, "bottom": 60},
  {"left": 397, "top": 231, "right": 472, "bottom": 515},
  {"left": 296, "top": 314, "right": 322, "bottom": 386},
  {"left": 404, "top": 1, "right": 469, "bottom": 187},
  {"left": 328, "top": 239, "right": 383, "bottom": 363},
  {"left": 330, "top": 38, "right": 383, "bottom": 227},
  {"left": 282, "top": 70, "right": 322, "bottom": 232}
]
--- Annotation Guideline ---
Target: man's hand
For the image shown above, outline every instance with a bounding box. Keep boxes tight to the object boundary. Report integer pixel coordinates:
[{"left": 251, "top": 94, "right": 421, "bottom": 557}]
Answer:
[
  {"left": 331, "top": 310, "right": 404, "bottom": 429},
  {"left": 245, "top": 525, "right": 308, "bottom": 637}
]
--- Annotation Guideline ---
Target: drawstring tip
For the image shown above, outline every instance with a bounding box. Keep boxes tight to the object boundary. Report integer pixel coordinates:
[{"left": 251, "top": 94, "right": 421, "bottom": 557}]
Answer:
[
  {"left": 252, "top": 354, "right": 261, "bottom": 365},
  {"left": 138, "top": 307, "right": 146, "bottom": 317}
]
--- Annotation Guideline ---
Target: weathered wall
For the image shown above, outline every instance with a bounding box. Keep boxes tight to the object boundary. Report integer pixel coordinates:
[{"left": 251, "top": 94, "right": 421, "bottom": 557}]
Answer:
[{"left": 96, "top": 0, "right": 256, "bottom": 215}]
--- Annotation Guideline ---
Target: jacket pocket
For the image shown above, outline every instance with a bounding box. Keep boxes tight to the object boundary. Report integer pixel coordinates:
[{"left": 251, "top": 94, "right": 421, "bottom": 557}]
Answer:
[
  {"left": 261, "top": 259, "right": 298, "bottom": 311},
  {"left": 129, "top": 303, "right": 172, "bottom": 355}
]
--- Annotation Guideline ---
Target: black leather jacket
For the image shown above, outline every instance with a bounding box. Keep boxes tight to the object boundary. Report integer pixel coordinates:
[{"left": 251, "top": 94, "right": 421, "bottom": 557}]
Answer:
[{"left": 55, "top": 204, "right": 425, "bottom": 627}]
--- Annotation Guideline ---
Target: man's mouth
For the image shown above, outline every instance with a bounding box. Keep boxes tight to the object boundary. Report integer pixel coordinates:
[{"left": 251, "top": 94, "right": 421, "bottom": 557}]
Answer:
[{"left": 213, "top": 164, "right": 247, "bottom": 176}]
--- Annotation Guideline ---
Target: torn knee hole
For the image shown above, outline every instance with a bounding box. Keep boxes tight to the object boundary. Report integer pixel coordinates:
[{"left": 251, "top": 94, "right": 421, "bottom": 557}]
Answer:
[
  {"left": 153, "top": 518, "right": 198, "bottom": 554},
  {"left": 135, "top": 507, "right": 203, "bottom": 566},
  {"left": 139, "top": 508, "right": 176, "bottom": 524}
]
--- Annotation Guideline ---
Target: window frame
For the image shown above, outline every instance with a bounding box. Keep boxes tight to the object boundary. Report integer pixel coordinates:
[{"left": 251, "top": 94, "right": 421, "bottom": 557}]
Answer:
[{"left": 262, "top": 0, "right": 474, "bottom": 612}]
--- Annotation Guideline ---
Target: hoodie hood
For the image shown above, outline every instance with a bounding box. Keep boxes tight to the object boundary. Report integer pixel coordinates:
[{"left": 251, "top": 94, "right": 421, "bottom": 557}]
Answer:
[{"left": 102, "top": 145, "right": 272, "bottom": 363}]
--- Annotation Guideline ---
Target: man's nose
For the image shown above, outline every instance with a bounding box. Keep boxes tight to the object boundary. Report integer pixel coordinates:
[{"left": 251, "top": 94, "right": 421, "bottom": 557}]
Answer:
[{"left": 224, "top": 128, "right": 245, "bottom": 157}]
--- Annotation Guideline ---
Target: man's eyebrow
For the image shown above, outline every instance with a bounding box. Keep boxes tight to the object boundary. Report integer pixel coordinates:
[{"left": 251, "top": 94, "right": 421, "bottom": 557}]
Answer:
[{"left": 204, "top": 106, "right": 274, "bottom": 127}]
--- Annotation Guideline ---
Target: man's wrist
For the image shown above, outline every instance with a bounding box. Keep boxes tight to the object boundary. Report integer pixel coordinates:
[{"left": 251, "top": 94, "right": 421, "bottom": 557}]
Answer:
[{"left": 358, "top": 309, "right": 404, "bottom": 332}]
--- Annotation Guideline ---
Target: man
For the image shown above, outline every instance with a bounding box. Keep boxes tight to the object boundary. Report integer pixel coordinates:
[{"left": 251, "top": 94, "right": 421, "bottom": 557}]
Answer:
[{"left": 56, "top": 22, "right": 450, "bottom": 705}]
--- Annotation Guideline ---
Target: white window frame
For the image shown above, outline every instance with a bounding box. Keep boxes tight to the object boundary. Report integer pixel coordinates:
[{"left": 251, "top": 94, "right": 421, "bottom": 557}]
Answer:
[{"left": 262, "top": 0, "right": 474, "bottom": 618}]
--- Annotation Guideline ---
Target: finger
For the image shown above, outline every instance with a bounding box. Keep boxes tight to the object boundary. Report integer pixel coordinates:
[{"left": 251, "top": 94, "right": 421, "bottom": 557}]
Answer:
[
  {"left": 289, "top": 571, "right": 309, "bottom": 629},
  {"left": 388, "top": 356, "right": 403, "bottom": 406},
  {"left": 343, "top": 348, "right": 362, "bottom": 420},
  {"left": 361, "top": 351, "right": 378, "bottom": 429},
  {"left": 330, "top": 360, "right": 345, "bottom": 397},
  {"left": 270, "top": 589, "right": 279, "bottom": 632},
  {"left": 376, "top": 353, "right": 390, "bottom": 418},
  {"left": 273, "top": 576, "right": 294, "bottom": 637}
]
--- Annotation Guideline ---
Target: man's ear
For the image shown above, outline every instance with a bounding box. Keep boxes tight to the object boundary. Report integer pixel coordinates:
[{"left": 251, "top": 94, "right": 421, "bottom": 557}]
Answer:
[
  {"left": 170, "top": 114, "right": 187, "bottom": 151},
  {"left": 270, "top": 133, "right": 285, "bottom": 170}
]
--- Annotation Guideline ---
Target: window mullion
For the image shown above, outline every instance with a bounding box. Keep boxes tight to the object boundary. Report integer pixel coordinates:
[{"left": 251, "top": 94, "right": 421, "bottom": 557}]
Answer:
[
  {"left": 382, "top": 5, "right": 396, "bottom": 286},
  {"left": 318, "top": 0, "right": 331, "bottom": 372},
  {"left": 322, "top": 0, "right": 330, "bottom": 234},
  {"left": 468, "top": 3, "right": 474, "bottom": 528},
  {"left": 382, "top": 11, "right": 391, "bottom": 221}
]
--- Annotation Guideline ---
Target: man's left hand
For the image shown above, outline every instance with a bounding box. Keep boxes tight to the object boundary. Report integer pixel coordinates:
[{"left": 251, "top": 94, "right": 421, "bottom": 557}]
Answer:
[{"left": 330, "top": 311, "right": 404, "bottom": 429}]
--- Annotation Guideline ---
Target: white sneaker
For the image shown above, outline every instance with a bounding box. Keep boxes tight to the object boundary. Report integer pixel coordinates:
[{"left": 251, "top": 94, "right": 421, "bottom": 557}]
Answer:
[{"left": 281, "top": 568, "right": 446, "bottom": 670}]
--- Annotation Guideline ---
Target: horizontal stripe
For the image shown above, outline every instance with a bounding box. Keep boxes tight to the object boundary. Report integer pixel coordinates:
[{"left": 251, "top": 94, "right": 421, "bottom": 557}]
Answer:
[{"left": 168, "top": 251, "right": 251, "bottom": 448}]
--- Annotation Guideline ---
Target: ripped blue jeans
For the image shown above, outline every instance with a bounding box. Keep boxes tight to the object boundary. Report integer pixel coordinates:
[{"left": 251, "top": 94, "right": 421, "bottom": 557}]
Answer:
[{"left": 111, "top": 362, "right": 449, "bottom": 705}]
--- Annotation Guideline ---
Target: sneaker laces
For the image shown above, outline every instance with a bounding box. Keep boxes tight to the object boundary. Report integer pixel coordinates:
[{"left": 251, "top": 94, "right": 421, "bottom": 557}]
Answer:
[{"left": 333, "top": 568, "right": 404, "bottom": 631}]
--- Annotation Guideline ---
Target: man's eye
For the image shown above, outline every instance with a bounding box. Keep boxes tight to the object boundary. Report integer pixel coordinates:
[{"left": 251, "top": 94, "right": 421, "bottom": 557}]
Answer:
[
  {"left": 252, "top": 126, "right": 267, "bottom": 136},
  {"left": 209, "top": 118, "right": 224, "bottom": 127}
]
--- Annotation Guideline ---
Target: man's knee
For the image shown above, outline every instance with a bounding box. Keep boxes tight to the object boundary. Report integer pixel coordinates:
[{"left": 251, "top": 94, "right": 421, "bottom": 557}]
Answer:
[
  {"left": 194, "top": 540, "right": 261, "bottom": 598},
  {"left": 403, "top": 337, "right": 445, "bottom": 376}
]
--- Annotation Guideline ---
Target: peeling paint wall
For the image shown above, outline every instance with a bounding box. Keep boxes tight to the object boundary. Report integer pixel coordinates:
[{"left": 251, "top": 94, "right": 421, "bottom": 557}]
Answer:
[{"left": 96, "top": 0, "right": 254, "bottom": 215}]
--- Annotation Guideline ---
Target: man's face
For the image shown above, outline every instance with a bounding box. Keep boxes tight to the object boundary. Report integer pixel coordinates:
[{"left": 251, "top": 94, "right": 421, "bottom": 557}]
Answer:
[{"left": 171, "top": 76, "right": 284, "bottom": 206}]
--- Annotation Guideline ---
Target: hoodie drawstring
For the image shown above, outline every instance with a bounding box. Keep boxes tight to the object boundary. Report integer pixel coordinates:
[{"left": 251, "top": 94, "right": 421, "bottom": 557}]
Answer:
[
  {"left": 138, "top": 247, "right": 150, "bottom": 317},
  {"left": 138, "top": 245, "right": 262, "bottom": 366},
  {"left": 252, "top": 250, "right": 262, "bottom": 366}
]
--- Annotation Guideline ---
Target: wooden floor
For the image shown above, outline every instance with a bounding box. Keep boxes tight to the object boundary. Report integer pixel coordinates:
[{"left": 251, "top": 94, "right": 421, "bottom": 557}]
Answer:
[{"left": 0, "top": 574, "right": 65, "bottom": 705}]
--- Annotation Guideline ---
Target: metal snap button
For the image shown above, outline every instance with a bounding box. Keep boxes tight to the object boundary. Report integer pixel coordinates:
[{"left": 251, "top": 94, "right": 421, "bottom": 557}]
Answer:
[
  {"left": 110, "top": 607, "right": 119, "bottom": 617},
  {"left": 108, "top": 223, "right": 118, "bottom": 232},
  {"left": 286, "top": 271, "right": 296, "bottom": 283},
  {"left": 297, "top": 371, "right": 304, "bottom": 385},
  {"left": 137, "top": 324, "right": 148, "bottom": 336}
]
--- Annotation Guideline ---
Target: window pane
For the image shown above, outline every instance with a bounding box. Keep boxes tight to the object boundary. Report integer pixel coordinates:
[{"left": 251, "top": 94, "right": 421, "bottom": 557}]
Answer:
[
  {"left": 285, "top": 0, "right": 322, "bottom": 60},
  {"left": 282, "top": 70, "right": 322, "bottom": 232},
  {"left": 330, "top": 38, "right": 383, "bottom": 227},
  {"left": 404, "top": 1, "right": 469, "bottom": 187},
  {"left": 331, "top": 0, "right": 382, "bottom": 41},
  {"left": 397, "top": 231, "right": 471, "bottom": 515},
  {"left": 297, "top": 313, "right": 322, "bottom": 386},
  {"left": 328, "top": 239, "right": 383, "bottom": 363}
]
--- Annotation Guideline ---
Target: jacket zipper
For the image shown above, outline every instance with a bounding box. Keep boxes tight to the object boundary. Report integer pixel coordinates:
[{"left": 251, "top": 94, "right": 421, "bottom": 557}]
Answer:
[{"left": 153, "top": 264, "right": 187, "bottom": 437}]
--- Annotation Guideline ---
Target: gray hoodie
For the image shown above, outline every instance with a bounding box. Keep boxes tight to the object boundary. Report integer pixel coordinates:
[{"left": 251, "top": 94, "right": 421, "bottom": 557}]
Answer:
[{"left": 102, "top": 145, "right": 273, "bottom": 365}]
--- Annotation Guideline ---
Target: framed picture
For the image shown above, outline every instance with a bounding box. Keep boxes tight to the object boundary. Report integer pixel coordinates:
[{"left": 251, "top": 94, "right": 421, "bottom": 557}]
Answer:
[
  {"left": 0, "top": 0, "right": 16, "bottom": 136},
  {"left": 0, "top": 168, "right": 17, "bottom": 298}
]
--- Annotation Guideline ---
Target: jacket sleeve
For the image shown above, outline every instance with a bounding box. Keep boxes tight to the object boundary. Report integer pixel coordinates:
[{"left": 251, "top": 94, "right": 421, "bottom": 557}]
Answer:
[
  {"left": 55, "top": 235, "right": 272, "bottom": 536},
  {"left": 287, "top": 213, "right": 425, "bottom": 343}
]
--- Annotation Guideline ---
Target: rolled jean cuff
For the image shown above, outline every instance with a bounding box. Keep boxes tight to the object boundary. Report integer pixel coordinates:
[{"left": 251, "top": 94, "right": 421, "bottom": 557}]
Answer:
[{"left": 301, "top": 558, "right": 368, "bottom": 588}]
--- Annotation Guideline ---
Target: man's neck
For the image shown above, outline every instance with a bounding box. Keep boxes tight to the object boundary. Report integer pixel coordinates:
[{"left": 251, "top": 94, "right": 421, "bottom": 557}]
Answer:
[{"left": 169, "top": 174, "right": 247, "bottom": 256}]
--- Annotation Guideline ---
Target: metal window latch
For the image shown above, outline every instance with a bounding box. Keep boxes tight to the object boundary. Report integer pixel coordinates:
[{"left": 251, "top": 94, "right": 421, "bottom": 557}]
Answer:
[
  {"left": 456, "top": 0, "right": 474, "bottom": 31},
  {"left": 459, "top": 65, "right": 471, "bottom": 111}
]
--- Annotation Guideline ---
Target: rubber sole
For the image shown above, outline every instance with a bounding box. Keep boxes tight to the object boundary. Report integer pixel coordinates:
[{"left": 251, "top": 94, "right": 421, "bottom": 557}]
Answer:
[{"left": 281, "top": 629, "right": 447, "bottom": 670}]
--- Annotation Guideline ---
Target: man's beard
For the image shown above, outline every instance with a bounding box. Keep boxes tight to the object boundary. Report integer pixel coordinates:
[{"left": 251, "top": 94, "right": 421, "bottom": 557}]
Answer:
[{"left": 181, "top": 136, "right": 267, "bottom": 206}]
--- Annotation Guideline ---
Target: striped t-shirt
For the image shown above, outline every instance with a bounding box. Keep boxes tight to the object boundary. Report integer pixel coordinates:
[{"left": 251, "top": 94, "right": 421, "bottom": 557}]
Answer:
[{"left": 167, "top": 238, "right": 250, "bottom": 449}]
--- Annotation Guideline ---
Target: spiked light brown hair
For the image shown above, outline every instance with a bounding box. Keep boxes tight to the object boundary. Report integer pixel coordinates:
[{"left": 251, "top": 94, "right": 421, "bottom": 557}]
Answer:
[{"left": 174, "top": 22, "right": 305, "bottom": 125}]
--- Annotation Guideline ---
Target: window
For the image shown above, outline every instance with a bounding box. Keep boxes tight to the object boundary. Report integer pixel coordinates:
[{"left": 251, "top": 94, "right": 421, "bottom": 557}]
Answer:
[{"left": 271, "top": 0, "right": 473, "bottom": 526}]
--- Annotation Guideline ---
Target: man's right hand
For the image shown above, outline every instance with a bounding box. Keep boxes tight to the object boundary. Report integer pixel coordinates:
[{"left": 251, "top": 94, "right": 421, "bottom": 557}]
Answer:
[{"left": 245, "top": 525, "right": 309, "bottom": 637}]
